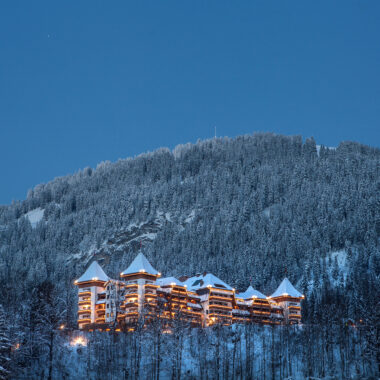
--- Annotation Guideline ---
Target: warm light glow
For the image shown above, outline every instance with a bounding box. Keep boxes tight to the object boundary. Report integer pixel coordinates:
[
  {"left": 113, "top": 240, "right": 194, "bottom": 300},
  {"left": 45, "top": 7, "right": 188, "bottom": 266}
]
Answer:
[
  {"left": 70, "top": 336, "right": 87, "bottom": 347},
  {"left": 74, "top": 280, "right": 78, "bottom": 284},
  {"left": 157, "top": 272, "right": 161, "bottom": 276},
  {"left": 59, "top": 324, "right": 65, "bottom": 330},
  {"left": 207, "top": 285, "right": 212, "bottom": 288},
  {"left": 170, "top": 282, "right": 176, "bottom": 286},
  {"left": 12, "top": 343, "right": 21, "bottom": 351},
  {"left": 139, "top": 269, "right": 146, "bottom": 273},
  {"left": 92, "top": 277, "right": 98, "bottom": 280},
  {"left": 282, "top": 293, "right": 288, "bottom": 296}
]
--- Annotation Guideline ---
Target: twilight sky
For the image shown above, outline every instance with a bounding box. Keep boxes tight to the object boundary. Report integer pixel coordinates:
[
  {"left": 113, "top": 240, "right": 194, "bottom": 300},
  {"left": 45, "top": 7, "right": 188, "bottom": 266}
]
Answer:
[{"left": 0, "top": 1, "right": 379, "bottom": 204}]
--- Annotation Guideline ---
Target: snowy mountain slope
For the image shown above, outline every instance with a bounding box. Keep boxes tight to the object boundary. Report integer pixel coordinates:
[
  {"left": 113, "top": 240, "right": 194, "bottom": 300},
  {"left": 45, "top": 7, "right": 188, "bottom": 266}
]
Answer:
[
  {"left": 22, "top": 207, "right": 44, "bottom": 228},
  {"left": 0, "top": 132, "right": 378, "bottom": 325}
]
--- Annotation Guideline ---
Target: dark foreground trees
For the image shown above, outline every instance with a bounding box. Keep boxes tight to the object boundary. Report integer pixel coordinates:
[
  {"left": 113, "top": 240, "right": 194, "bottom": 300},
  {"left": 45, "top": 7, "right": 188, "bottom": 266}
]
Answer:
[{"left": 7, "top": 320, "right": 379, "bottom": 379}]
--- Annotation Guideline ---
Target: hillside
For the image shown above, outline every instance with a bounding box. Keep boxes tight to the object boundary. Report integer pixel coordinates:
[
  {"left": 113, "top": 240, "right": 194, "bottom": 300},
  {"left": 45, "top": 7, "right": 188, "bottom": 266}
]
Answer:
[
  {"left": 1, "top": 133, "right": 379, "bottom": 313},
  {"left": 1, "top": 132, "right": 379, "bottom": 378}
]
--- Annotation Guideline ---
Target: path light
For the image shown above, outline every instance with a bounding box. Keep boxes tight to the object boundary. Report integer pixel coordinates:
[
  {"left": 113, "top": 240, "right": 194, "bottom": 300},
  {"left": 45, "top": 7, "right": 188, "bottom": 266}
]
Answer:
[{"left": 70, "top": 336, "right": 87, "bottom": 347}]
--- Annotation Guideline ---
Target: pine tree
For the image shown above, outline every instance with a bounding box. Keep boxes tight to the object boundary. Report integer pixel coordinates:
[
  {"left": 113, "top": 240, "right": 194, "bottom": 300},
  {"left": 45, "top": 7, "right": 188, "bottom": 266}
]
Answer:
[{"left": 0, "top": 305, "right": 11, "bottom": 380}]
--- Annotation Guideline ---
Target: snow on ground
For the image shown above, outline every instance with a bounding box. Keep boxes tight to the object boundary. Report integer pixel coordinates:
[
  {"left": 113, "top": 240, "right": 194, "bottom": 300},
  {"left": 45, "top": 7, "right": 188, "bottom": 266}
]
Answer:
[
  {"left": 316, "top": 145, "right": 336, "bottom": 156},
  {"left": 184, "top": 210, "right": 195, "bottom": 223},
  {"left": 263, "top": 207, "right": 271, "bottom": 218},
  {"left": 24, "top": 208, "right": 45, "bottom": 228},
  {"left": 165, "top": 212, "right": 172, "bottom": 222},
  {"left": 330, "top": 249, "right": 348, "bottom": 271}
]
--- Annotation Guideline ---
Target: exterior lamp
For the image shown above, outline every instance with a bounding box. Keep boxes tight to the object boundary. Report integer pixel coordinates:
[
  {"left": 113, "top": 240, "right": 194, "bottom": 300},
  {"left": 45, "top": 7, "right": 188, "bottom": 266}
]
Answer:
[
  {"left": 92, "top": 277, "right": 98, "bottom": 280},
  {"left": 139, "top": 269, "right": 146, "bottom": 273},
  {"left": 282, "top": 293, "right": 288, "bottom": 296}
]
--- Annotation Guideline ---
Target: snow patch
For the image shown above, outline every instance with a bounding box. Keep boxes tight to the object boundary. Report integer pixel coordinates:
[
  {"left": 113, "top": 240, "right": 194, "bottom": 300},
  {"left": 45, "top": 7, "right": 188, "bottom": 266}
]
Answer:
[
  {"left": 330, "top": 249, "right": 347, "bottom": 270},
  {"left": 25, "top": 208, "right": 45, "bottom": 228},
  {"left": 184, "top": 210, "right": 195, "bottom": 223},
  {"left": 263, "top": 207, "right": 271, "bottom": 218}
]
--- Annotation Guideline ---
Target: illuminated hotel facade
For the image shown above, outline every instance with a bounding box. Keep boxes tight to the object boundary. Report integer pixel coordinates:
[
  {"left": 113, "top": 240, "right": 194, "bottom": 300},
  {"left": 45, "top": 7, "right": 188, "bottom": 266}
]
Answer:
[{"left": 75, "top": 252, "right": 304, "bottom": 330}]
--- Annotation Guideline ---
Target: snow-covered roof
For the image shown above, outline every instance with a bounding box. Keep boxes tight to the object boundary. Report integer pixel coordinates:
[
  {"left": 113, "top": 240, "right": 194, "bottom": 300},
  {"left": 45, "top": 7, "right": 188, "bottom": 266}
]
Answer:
[
  {"left": 237, "top": 286, "right": 266, "bottom": 300},
  {"left": 121, "top": 252, "right": 159, "bottom": 276},
  {"left": 184, "top": 273, "right": 233, "bottom": 291},
  {"left": 270, "top": 278, "right": 302, "bottom": 298},
  {"left": 156, "top": 277, "right": 183, "bottom": 287},
  {"left": 77, "top": 261, "right": 109, "bottom": 283}
]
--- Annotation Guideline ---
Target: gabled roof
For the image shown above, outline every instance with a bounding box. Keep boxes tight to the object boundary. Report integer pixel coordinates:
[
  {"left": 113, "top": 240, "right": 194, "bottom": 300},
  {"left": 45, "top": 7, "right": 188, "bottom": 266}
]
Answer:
[
  {"left": 237, "top": 285, "right": 266, "bottom": 300},
  {"left": 156, "top": 277, "right": 183, "bottom": 287},
  {"left": 270, "top": 278, "right": 302, "bottom": 298},
  {"left": 121, "top": 252, "right": 159, "bottom": 276},
  {"left": 77, "top": 261, "right": 109, "bottom": 283},
  {"left": 184, "top": 273, "right": 233, "bottom": 291}
]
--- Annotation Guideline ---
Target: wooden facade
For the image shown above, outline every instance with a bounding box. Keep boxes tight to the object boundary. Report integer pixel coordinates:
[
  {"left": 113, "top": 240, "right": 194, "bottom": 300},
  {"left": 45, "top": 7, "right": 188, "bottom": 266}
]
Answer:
[{"left": 75, "top": 254, "right": 303, "bottom": 330}]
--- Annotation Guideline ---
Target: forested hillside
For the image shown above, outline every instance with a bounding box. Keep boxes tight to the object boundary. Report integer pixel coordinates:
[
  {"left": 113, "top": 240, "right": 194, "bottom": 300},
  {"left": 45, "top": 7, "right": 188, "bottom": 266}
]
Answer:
[{"left": 0, "top": 133, "right": 379, "bottom": 378}]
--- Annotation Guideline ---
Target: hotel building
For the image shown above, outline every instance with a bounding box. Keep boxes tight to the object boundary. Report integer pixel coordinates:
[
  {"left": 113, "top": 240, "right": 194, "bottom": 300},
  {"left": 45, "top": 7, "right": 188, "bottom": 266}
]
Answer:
[{"left": 75, "top": 252, "right": 304, "bottom": 330}]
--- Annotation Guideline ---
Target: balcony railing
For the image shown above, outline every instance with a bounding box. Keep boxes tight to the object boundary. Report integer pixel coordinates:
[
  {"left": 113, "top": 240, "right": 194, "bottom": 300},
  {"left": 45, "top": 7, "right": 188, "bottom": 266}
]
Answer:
[{"left": 78, "top": 300, "right": 91, "bottom": 306}]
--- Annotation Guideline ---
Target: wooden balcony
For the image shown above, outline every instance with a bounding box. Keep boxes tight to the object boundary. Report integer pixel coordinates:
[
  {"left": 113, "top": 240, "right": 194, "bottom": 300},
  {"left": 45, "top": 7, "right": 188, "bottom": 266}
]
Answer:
[
  {"left": 78, "top": 318, "right": 91, "bottom": 323},
  {"left": 78, "top": 291, "right": 92, "bottom": 296},
  {"left": 209, "top": 304, "right": 232, "bottom": 310},
  {"left": 124, "top": 302, "right": 139, "bottom": 308},
  {"left": 209, "top": 313, "right": 232, "bottom": 319},
  {"left": 209, "top": 295, "right": 233, "bottom": 301},
  {"left": 252, "top": 310, "right": 271, "bottom": 315},
  {"left": 78, "top": 300, "right": 91, "bottom": 306},
  {"left": 78, "top": 309, "right": 91, "bottom": 314},
  {"left": 125, "top": 293, "right": 139, "bottom": 298}
]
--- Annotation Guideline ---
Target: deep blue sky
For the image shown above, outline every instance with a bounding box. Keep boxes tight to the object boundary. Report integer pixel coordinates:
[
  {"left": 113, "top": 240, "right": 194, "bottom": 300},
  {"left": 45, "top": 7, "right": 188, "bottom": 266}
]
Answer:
[{"left": 1, "top": 1, "right": 379, "bottom": 204}]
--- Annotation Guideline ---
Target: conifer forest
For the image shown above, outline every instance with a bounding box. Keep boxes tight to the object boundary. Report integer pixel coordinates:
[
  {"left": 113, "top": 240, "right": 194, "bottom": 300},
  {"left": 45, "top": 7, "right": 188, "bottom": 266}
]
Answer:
[{"left": 0, "top": 133, "right": 379, "bottom": 379}]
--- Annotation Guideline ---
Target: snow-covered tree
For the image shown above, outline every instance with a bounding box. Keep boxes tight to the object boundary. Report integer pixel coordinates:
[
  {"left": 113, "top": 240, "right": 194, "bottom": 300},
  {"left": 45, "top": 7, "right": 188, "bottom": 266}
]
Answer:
[{"left": 0, "top": 305, "right": 11, "bottom": 380}]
